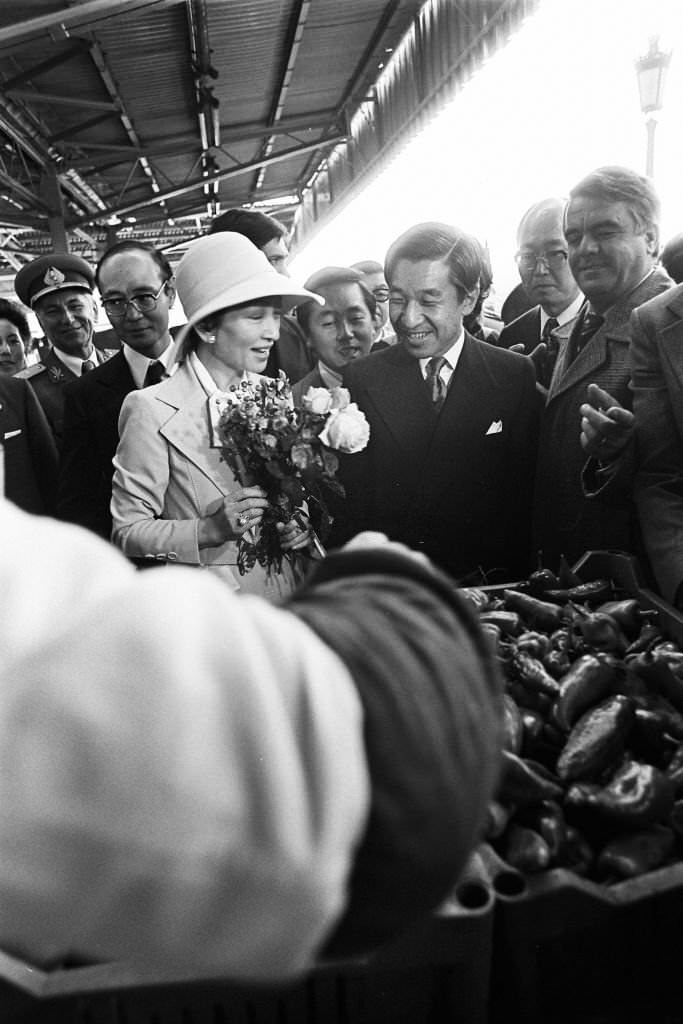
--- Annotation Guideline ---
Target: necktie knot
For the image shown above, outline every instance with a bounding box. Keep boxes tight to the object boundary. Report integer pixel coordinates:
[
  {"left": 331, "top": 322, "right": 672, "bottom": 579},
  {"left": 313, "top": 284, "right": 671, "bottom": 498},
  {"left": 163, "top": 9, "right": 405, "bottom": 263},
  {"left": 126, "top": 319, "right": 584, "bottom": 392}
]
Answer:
[
  {"left": 425, "top": 356, "right": 447, "bottom": 412},
  {"left": 144, "top": 360, "right": 165, "bottom": 387},
  {"left": 541, "top": 317, "right": 559, "bottom": 343},
  {"left": 81, "top": 359, "right": 96, "bottom": 375},
  {"left": 570, "top": 309, "right": 604, "bottom": 363}
]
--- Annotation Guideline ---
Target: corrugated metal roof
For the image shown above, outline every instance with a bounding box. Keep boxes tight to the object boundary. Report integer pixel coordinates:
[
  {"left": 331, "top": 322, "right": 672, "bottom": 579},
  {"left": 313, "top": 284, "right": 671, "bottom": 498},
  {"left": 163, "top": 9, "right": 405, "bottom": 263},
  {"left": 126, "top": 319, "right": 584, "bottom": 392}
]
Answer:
[{"left": 0, "top": 0, "right": 535, "bottom": 289}]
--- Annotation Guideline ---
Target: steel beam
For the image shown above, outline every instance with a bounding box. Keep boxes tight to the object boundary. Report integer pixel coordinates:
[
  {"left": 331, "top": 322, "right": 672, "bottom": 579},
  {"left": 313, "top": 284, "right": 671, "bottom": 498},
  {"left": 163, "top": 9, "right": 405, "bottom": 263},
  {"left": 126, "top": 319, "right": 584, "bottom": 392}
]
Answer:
[
  {"left": 68, "top": 136, "right": 345, "bottom": 227},
  {"left": 0, "top": 1, "right": 184, "bottom": 47}
]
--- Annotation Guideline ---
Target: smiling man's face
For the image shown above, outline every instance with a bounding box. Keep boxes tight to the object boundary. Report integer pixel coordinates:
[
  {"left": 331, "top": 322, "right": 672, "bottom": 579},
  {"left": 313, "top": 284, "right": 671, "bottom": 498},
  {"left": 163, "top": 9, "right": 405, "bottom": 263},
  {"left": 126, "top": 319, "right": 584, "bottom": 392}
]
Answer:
[
  {"left": 305, "top": 281, "right": 374, "bottom": 372},
  {"left": 388, "top": 258, "right": 475, "bottom": 359}
]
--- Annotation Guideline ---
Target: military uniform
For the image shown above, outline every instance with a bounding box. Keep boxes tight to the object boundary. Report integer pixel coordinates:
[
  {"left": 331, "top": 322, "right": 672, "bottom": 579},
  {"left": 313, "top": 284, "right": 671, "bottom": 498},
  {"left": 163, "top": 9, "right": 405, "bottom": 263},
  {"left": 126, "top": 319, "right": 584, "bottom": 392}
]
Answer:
[{"left": 14, "top": 253, "right": 114, "bottom": 448}]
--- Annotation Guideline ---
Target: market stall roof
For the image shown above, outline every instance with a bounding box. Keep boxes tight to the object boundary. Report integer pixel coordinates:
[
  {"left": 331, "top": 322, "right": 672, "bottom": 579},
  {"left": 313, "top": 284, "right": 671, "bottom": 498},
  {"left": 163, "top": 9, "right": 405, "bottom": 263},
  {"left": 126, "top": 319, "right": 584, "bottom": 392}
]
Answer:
[{"left": 0, "top": 0, "right": 537, "bottom": 291}]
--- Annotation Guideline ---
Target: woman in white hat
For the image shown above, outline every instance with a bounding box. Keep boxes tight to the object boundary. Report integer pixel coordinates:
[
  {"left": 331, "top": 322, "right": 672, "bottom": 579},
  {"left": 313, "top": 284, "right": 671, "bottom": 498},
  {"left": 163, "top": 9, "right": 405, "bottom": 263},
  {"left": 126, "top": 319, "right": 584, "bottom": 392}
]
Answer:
[{"left": 111, "top": 232, "right": 321, "bottom": 599}]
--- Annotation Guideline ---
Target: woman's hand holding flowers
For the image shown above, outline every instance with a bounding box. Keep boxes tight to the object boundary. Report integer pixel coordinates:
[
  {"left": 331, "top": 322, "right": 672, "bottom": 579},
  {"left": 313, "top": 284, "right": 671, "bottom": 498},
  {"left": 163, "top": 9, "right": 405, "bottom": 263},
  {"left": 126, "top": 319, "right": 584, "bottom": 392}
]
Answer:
[
  {"left": 277, "top": 516, "right": 313, "bottom": 553},
  {"left": 198, "top": 486, "right": 269, "bottom": 548}
]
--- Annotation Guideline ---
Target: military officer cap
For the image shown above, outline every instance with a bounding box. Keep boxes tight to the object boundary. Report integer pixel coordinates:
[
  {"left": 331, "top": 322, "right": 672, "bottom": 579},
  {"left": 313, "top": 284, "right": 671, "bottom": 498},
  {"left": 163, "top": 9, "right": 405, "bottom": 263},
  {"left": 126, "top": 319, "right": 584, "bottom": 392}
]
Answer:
[{"left": 14, "top": 254, "right": 95, "bottom": 309}]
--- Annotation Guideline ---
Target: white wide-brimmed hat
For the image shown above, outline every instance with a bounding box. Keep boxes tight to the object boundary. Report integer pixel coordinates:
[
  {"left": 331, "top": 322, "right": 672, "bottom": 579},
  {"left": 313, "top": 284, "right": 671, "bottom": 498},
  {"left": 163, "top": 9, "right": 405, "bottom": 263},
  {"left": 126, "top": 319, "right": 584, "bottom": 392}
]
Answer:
[{"left": 175, "top": 233, "right": 322, "bottom": 337}]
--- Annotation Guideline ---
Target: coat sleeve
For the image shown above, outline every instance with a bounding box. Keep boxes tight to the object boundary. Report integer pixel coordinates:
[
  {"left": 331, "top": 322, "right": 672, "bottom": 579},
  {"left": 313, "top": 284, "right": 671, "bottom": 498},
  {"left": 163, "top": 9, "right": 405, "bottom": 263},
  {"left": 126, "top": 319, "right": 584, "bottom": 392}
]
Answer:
[
  {"left": 0, "top": 500, "right": 369, "bottom": 979},
  {"left": 111, "top": 391, "right": 200, "bottom": 562},
  {"left": 23, "top": 379, "right": 59, "bottom": 515},
  {"left": 287, "top": 548, "right": 504, "bottom": 956},
  {"left": 57, "top": 380, "right": 106, "bottom": 535},
  {"left": 631, "top": 305, "right": 683, "bottom": 603}
]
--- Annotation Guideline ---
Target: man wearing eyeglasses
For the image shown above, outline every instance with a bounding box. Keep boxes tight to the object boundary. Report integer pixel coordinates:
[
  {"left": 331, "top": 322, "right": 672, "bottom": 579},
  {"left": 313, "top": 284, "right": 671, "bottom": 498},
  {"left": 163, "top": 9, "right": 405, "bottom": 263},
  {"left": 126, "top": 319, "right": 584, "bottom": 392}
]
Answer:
[
  {"left": 14, "top": 254, "right": 115, "bottom": 447},
  {"left": 351, "top": 260, "right": 396, "bottom": 347},
  {"left": 498, "top": 198, "right": 583, "bottom": 389},
  {"left": 532, "top": 166, "right": 672, "bottom": 572},
  {"left": 57, "top": 241, "right": 178, "bottom": 540}
]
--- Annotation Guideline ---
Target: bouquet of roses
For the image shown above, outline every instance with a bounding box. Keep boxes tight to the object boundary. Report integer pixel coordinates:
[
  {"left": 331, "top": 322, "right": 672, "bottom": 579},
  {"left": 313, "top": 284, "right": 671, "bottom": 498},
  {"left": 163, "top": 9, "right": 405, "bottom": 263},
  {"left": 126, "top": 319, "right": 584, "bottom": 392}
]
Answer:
[{"left": 216, "top": 375, "right": 370, "bottom": 575}]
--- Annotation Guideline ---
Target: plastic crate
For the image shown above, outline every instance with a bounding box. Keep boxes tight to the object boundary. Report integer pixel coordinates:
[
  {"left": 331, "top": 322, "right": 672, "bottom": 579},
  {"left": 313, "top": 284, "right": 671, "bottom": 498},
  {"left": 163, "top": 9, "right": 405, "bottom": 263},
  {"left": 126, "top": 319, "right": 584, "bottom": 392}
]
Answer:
[
  {"left": 488, "top": 551, "right": 683, "bottom": 1023},
  {"left": 0, "top": 889, "right": 494, "bottom": 1024}
]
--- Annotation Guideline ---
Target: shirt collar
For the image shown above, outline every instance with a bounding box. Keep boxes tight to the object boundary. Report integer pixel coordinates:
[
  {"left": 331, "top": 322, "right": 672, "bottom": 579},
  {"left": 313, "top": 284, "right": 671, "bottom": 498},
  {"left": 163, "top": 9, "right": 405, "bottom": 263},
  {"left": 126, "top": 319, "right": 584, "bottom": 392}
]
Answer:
[
  {"left": 540, "top": 293, "right": 585, "bottom": 331},
  {"left": 418, "top": 329, "right": 465, "bottom": 379},
  {"left": 51, "top": 344, "right": 96, "bottom": 377},
  {"left": 123, "top": 336, "right": 177, "bottom": 389},
  {"left": 317, "top": 361, "right": 343, "bottom": 389}
]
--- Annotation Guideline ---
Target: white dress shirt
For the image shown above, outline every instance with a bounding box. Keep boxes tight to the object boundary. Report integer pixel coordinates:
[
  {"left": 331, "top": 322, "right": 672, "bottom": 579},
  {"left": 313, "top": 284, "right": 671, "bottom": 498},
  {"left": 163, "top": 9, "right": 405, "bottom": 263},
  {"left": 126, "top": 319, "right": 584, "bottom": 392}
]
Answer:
[
  {"left": 123, "top": 335, "right": 178, "bottom": 389},
  {"left": 418, "top": 330, "right": 465, "bottom": 388}
]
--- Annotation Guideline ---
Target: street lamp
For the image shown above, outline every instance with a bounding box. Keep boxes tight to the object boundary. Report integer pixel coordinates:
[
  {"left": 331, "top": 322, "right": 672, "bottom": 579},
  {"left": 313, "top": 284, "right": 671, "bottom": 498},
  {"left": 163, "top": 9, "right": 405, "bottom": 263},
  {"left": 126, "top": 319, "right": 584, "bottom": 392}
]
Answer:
[{"left": 635, "top": 37, "right": 671, "bottom": 177}]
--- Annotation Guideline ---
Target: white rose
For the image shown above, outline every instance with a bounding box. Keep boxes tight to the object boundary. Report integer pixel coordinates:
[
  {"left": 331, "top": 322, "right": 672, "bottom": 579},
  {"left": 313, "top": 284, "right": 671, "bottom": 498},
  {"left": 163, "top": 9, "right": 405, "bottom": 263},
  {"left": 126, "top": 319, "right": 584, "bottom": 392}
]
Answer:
[
  {"left": 302, "top": 386, "right": 333, "bottom": 415},
  {"left": 329, "top": 386, "right": 351, "bottom": 410},
  {"left": 319, "top": 404, "right": 370, "bottom": 453}
]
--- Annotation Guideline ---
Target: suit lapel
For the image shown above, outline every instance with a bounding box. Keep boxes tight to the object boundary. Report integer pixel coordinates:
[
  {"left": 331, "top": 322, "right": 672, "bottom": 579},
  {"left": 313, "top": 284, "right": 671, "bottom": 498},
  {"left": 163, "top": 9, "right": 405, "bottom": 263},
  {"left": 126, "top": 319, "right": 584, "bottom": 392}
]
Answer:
[
  {"left": 658, "top": 289, "right": 683, "bottom": 389},
  {"left": 94, "top": 351, "right": 135, "bottom": 397},
  {"left": 416, "top": 337, "right": 499, "bottom": 508},
  {"left": 364, "top": 346, "right": 436, "bottom": 462},
  {"left": 156, "top": 360, "right": 231, "bottom": 496}
]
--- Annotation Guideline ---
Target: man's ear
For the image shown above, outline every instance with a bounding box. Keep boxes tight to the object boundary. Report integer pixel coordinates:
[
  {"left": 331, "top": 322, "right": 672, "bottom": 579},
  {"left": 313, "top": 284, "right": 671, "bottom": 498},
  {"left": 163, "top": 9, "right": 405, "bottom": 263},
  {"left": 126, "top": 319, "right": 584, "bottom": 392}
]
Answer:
[
  {"left": 166, "top": 277, "right": 177, "bottom": 308},
  {"left": 462, "top": 289, "right": 478, "bottom": 317},
  {"left": 645, "top": 225, "right": 659, "bottom": 258}
]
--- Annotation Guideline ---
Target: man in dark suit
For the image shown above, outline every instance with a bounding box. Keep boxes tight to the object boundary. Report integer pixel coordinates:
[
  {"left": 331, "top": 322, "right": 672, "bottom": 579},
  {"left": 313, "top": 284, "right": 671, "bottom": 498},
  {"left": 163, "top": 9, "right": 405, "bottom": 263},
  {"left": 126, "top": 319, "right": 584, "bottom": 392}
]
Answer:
[
  {"left": 13, "top": 254, "right": 114, "bottom": 447},
  {"left": 0, "top": 375, "right": 58, "bottom": 515},
  {"left": 534, "top": 166, "right": 673, "bottom": 572},
  {"left": 339, "top": 222, "right": 540, "bottom": 584},
  {"left": 57, "top": 241, "right": 178, "bottom": 539},
  {"left": 498, "top": 198, "right": 584, "bottom": 388},
  {"left": 292, "top": 266, "right": 375, "bottom": 405}
]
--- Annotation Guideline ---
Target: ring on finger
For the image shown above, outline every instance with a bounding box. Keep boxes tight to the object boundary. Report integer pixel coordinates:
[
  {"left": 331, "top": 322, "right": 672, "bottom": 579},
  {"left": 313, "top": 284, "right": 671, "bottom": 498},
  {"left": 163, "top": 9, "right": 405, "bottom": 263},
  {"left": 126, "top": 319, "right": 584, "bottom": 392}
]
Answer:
[{"left": 237, "top": 512, "right": 248, "bottom": 527}]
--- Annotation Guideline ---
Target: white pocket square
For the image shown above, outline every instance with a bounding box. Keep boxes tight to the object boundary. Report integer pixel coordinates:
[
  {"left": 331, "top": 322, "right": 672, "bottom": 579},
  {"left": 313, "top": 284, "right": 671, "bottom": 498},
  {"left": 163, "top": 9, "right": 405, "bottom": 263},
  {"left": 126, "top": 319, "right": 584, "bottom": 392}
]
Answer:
[
  {"left": 485, "top": 420, "right": 502, "bottom": 435},
  {"left": 3, "top": 429, "right": 21, "bottom": 440}
]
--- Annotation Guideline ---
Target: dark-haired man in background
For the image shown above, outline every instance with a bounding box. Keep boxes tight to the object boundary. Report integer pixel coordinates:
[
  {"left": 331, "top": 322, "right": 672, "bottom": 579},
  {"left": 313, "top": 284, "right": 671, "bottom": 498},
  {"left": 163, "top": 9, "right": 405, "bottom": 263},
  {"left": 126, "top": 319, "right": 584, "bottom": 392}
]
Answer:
[
  {"left": 293, "top": 266, "right": 375, "bottom": 405},
  {"left": 339, "top": 222, "right": 540, "bottom": 583},
  {"left": 209, "top": 208, "right": 314, "bottom": 382},
  {"left": 57, "top": 241, "right": 178, "bottom": 539}
]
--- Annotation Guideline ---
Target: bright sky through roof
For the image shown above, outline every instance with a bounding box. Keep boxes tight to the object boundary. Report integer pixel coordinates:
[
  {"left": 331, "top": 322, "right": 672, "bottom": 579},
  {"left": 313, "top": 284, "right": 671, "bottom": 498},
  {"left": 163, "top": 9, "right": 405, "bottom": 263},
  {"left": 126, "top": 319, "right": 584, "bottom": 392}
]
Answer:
[{"left": 289, "top": 0, "right": 683, "bottom": 309}]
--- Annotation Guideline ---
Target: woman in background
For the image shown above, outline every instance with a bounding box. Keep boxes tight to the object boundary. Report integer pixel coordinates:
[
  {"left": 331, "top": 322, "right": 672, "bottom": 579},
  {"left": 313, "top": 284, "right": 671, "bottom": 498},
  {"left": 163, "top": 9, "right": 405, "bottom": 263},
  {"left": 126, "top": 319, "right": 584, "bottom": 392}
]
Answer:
[{"left": 0, "top": 298, "right": 30, "bottom": 376}]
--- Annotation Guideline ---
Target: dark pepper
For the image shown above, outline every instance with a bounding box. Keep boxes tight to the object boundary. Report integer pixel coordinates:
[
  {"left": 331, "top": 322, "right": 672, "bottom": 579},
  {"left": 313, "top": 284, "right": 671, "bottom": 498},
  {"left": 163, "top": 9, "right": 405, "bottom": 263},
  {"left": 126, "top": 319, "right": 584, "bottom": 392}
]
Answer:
[
  {"left": 597, "top": 825, "right": 674, "bottom": 879},
  {"left": 631, "top": 709, "right": 679, "bottom": 766},
  {"left": 543, "top": 648, "right": 573, "bottom": 679},
  {"left": 484, "top": 800, "right": 515, "bottom": 839},
  {"left": 527, "top": 566, "right": 561, "bottom": 597},
  {"left": 506, "top": 679, "right": 553, "bottom": 716},
  {"left": 503, "top": 589, "right": 564, "bottom": 632},
  {"left": 498, "top": 750, "right": 564, "bottom": 806},
  {"left": 502, "top": 693, "right": 524, "bottom": 754},
  {"left": 479, "top": 609, "right": 523, "bottom": 637},
  {"left": 458, "top": 586, "right": 490, "bottom": 612},
  {"left": 544, "top": 580, "right": 612, "bottom": 606},
  {"left": 629, "top": 651, "right": 683, "bottom": 712},
  {"left": 512, "top": 650, "right": 561, "bottom": 697},
  {"left": 515, "top": 631, "right": 552, "bottom": 659},
  {"left": 553, "top": 653, "right": 618, "bottom": 732},
  {"left": 516, "top": 799, "right": 567, "bottom": 858},
  {"left": 556, "top": 695, "right": 635, "bottom": 782},
  {"left": 596, "top": 599, "right": 650, "bottom": 638},
  {"left": 565, "top": 759, "right": 674, "bottom": 828},
  {"left": 575, "top": 611, "right": 628, "bottom": 656},
  {"left": 555, "top": 825, "right": 593, "bottom": 876},
  {"left": 625, "top": 623, "right": 663, "bottom": 657},
  {"left": 503, "top": 824, "right": 551, "bottom": 874}
]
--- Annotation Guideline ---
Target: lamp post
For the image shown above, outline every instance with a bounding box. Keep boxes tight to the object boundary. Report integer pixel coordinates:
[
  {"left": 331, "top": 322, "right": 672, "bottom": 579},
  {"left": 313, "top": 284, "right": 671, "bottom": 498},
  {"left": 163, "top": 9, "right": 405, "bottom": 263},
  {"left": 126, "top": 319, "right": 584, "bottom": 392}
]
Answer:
[{"left": 635, "top": 37, "right": 671, "bottom": 178}]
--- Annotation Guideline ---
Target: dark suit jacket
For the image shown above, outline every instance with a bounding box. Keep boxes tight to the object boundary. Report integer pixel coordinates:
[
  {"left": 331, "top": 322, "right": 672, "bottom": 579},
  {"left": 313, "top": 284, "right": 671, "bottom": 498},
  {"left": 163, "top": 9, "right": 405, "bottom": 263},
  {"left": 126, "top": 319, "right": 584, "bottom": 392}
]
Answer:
[
  {"left": 339, "top": 336, "right": 540, "bottom": 583},
  {"left": 628, "top": 284, "right": 683, "bottom": 602},
  {"left": 264, "top": 315, "right": 314, "bottom": 383},
  {"left": 0, "top": 376, "right": 58, "bottom": 515},
  {"left": 497, "top": 307, "right": 541, "bottom": 353},
  {"left": 57, "top": 351, "right": 135, "bottom": 539},
  {"left": 532, "top": 266, "right": 672, "bottom": 572},
  {"left": 16, "top": 346, "right": 113, "bottom": 449}
]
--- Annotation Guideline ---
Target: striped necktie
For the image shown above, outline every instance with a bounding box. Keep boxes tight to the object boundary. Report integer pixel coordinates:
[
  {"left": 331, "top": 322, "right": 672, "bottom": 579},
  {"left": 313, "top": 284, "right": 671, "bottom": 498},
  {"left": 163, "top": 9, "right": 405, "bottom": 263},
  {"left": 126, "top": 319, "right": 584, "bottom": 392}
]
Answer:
[
  {"left": 539, "top": 317, "right": 559, "bottom": 387},
  {"left": 425, "top": 356, "right": 447, "bottom": 412},
  {"left": 569, "top": 309, "right": 604, "bottom": 364}
]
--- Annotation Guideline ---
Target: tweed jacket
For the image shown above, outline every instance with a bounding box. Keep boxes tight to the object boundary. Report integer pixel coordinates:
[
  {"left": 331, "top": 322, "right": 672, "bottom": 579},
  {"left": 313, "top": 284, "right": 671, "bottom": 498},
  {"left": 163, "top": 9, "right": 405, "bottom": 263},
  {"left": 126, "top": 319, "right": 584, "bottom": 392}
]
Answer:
[
  {"left": 15, "top": 345, "right": 114, "bottom": 448},
  {"left": 0, "top": 375, "right": 58, "bottom": 515},
  {"left": 628, "top": 284, "right": 683, "bottom": 602},
  {"left": 111, "top": 357, "right": 295, "bottom": 598},
  {"left": 57, "top": 351, "right": 137, "bottom": 538},
  {"left": 532, "top": 266, "right": 672, "bottom": 571},
  {"left": 340, "top": 335, "right": 541, "bottom": 583}
]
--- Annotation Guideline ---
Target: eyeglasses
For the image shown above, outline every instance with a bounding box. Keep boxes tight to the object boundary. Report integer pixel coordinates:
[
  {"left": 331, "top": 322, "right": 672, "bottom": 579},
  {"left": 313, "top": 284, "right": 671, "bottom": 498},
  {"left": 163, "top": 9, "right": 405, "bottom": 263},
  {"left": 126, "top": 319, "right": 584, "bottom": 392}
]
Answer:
[
  {"left": 102, "top": 280, "right": 168, "bottom": 318},
  {"left": 372, "top": 286, "right": 390, "bottom": 302},
  {"left": 515, "top": 250, "right": 568, "bottom": 273}
]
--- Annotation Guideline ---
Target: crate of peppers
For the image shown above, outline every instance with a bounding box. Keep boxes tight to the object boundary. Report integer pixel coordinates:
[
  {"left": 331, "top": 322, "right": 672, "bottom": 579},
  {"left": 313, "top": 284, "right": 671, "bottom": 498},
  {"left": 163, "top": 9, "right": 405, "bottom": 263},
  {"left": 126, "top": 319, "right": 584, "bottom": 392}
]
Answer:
[{"left": 460, "top": 551, "right": 683, "bottom": 1022}]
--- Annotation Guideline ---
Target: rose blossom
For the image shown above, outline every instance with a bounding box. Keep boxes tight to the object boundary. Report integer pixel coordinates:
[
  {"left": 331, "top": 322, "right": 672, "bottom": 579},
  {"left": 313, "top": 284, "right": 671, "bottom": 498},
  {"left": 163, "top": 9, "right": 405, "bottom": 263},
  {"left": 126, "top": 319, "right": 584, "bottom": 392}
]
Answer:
[
  {"left": 302, "top": 386, "right": 333, "bottom": 415},
  {"left": 329, "top": 387, "right": 350, "bottom": 410},
  {"left": 319, "top": 403, "right": 370, "bottom": 453}
]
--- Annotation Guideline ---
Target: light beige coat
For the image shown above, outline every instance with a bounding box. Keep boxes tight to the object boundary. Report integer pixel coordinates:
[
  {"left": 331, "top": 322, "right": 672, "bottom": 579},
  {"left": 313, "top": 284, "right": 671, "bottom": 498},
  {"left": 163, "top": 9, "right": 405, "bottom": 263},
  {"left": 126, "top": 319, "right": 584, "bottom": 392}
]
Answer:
[{"left": 111, "top": 357, "right": 295, "bottom": 598}]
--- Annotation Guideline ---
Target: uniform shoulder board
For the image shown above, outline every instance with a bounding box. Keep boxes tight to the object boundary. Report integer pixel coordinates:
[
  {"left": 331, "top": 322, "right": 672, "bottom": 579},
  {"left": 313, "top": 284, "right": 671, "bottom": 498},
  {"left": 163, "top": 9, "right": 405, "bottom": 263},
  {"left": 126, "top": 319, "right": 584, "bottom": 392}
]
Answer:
[{"left": 14, "top": 363, "right": 46, "bottom": 380}]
